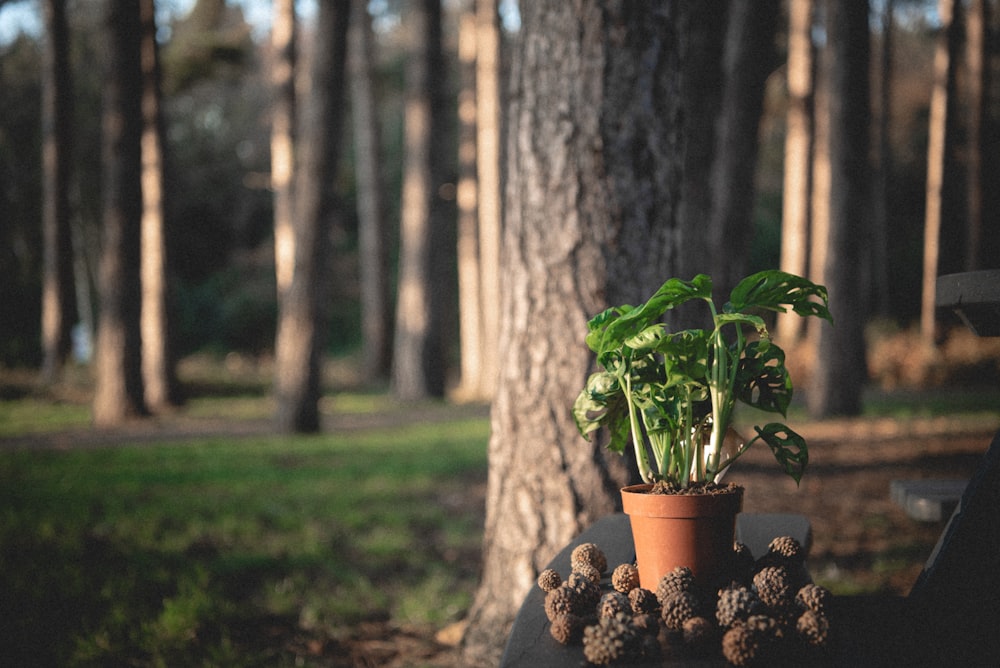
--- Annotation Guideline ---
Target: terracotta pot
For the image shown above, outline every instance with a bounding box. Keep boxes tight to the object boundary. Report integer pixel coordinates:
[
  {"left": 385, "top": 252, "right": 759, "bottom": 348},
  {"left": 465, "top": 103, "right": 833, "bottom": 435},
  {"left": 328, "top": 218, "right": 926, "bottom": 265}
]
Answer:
[{"left": 621, "top": 483, "right": 744, "bottom": 592}]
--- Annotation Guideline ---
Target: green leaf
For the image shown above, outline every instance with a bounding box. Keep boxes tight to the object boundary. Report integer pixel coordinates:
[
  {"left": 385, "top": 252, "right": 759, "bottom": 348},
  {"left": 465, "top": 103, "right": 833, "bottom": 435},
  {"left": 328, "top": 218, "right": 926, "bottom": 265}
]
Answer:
[
  {"left": 727, "top": 270, "right": 832, "bottom": 323},
  {"left": 735, "top": 341, "right": 793, "bottom": 415},
  {"left": 573, "top": 372, "right": 631, "bottom": 454},
  {"left": 755, "top": 423, "right": 808, "bottom": 484}
]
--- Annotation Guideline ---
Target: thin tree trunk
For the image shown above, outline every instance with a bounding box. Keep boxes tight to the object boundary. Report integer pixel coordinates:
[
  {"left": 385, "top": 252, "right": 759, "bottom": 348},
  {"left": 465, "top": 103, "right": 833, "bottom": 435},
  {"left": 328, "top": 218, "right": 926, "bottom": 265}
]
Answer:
[
  {"left": 964, "top": 0, "right": 986, "bottom": 271},
  {"left": 778, "top": 0, "right": 814, "bottom": 344},
  {"left": 350, "top": 0, "right": 391, "bottom": 381},
  {"left": 808, "top": 0, "right": 870, "bottom": 418},
  {"left": 40, "top": 0, "right": 76, "bottom": 385},
  {"left": 872, "top": 0, "right": 894, "bottom": 318},
  {"left": 475, "top": 0, "right": 501, "bottom": 399},
  {"left": 274, "top": 0, "right": 351, "bottom": 432},
  {"left": 708, "top": 0, "right": 780, "bottom": 299},
  {"left": 93, "top": 0, "right": 147, "bottom": 425},
  {"left": 391, "top": 0, "right": 449, "bottom": 400},
  {"left": 921, "top": 0, "right": 958, "bottom": 342},
  {"left": 454, "top": 1, "right": 484, "bottom": 401},
  {"left": 139, "top": 0, "right": 180, "bottom": 410},
  {"left": 461, "top": 2, "right": 708, "bottom": 663},
  {"left": 271, "top": 0, "right": 296, "bottom": 299}
]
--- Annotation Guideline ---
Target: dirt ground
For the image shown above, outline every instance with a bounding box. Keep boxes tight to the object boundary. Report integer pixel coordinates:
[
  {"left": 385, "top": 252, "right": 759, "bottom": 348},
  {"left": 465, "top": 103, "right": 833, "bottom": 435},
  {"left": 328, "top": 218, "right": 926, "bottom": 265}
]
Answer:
[{"left": 7, "top": 399, "right": 998, "bottom": 667}]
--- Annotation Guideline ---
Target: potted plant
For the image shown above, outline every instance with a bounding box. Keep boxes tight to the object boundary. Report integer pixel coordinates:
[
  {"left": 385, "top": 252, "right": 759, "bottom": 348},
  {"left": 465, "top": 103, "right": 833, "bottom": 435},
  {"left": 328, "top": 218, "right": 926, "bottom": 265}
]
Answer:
[{"left": 573, "top": 270, "right": 832, "bottom": 589}]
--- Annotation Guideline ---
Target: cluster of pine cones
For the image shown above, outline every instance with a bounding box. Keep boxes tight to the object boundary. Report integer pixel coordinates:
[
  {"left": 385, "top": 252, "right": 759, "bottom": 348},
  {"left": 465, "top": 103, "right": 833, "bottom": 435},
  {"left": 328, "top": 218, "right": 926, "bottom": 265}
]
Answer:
[{"left": 537, "top": 537, "right": 834, "bottom": 666}]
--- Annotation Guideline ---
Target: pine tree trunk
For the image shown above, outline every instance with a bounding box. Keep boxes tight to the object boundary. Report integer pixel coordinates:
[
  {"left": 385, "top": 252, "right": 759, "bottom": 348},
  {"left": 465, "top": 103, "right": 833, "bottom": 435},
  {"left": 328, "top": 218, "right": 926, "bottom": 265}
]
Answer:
[
  {"left": 921, "top": 0, "right": 959, "bottom": 342},
  {"left": 274, "top": 0, "right": 351, "bottom": 432},
  {"left": 474, "top": 0, "right": 502, "bottom": 399},
  {"left": 708, "top": 0, "right": 780, "bottom": 299},
  {"left": 778, "top": 0, "right": 814, "bottom": 345},
  {"left": 808, "top": 0, "right": 870, "bottom": 418},
  {"left": 271, "top": 0, "right": 296, "bottom": 299},
  {"left": 964, "top": 0, "right": 986, "bottom": 271},
  {"left": 93, "top": 0, "right": 147, "bottom": 425},
  {"left": 454, "top": 1, "right": 484, "bottom": 401},
  {"left": 391, "top": 0, "right": 449, "bottom": 400},
  {"left": 139, "top": 0, "right": 180, "bottom": 410},
  {"left": 350, "top": 0, "right": 392, "bottom": 380},
  {"left": 40, "top": 0, "right": 77, "bottom": 385},
  {"left": 461, "top": 2, "right": 709, "bottom": 663}
]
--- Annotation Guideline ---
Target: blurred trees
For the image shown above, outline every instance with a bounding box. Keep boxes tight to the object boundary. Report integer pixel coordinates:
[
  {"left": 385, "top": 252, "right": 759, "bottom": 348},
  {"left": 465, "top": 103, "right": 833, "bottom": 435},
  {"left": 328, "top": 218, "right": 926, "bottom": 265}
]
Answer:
[
  {"left": 92, "top": 0, "right": 147, "bottom": 424},
  {"left": 274, "top": 0, "right": 352, "bottom": 432},
  {"left": 391, "top": 0, "right": 451, "bottom": 400},
  {"left": 40, "top": 0, "right": 75, "bottom": 384}
]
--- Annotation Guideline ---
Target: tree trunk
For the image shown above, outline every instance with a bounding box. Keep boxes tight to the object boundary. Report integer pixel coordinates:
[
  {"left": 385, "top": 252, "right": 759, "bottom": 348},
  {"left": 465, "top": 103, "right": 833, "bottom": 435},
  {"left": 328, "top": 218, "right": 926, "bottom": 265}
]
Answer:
[
  {"left": 271, "top": 0, "right": 296, "bottom": 299},
  {"left": 872, "top": 0, "right": 894, "bottom": 318},
  {"left": 475, "top": 0, "right": 502, "bottom": 399},
  {"left": 350, "top": 0, "right": 392, "bottom": 380},
  {"left": 139, "top": 0, "right": 180, "bottom": 410},
  {"left": 454, "top": 1, "right": 484, "bottom": 402},
  {"left": 675, "top": 2, "right": 726, "bottom": 296},
  {"left": 921, "top": 0, "right": 959, "bottom": 342},
  {"left": 778, "top": 0, "right": 814, "bottom": 344},
  {"left": 964, "top": 0, "right": 986, "bottom": 271},
  {"left": 391, "top": 0, "right": 450, "bottom": 400},
  {"left": 273, "top": 0, "right": 351, "bottom": 432},
  {"left": 707, "top": 0, "right": 780, "bottom": 299},
  {"left": 461, "top": 2, "right": 710, "bottom": 663},
  {"left": 40, "top": 0, "right": 77, "bottom": 385},
  {"left": 808, "top": 0, "right": 870, "bottom": 418},
  {"left": 93, "top": 0, "right": 147, "bottom": 426}
]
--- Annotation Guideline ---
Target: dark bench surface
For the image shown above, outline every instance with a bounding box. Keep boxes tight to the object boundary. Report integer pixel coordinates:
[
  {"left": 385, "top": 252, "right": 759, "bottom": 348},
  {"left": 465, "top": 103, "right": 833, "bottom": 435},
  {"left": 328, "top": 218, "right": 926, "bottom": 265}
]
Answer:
[{"left": 501, "top": 514, "right": 906, "bottom": 667}]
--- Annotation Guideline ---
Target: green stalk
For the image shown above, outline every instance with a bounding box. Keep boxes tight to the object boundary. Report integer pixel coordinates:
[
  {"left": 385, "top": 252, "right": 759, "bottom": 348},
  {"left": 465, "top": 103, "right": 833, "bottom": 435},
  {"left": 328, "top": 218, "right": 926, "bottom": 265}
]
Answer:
[{"left": 623, "top": 372, "right": 654, "bottom": 483}]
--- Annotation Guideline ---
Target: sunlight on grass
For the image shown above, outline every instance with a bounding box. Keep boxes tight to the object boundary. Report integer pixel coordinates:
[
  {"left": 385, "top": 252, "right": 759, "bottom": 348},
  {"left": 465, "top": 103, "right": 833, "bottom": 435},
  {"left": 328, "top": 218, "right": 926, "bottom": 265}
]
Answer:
[
  {"left": 0, "top": 399, "right": 91, "bottom": 436},
  {"left": 0, "top": 415, "right": 490, "bottom": 665}
]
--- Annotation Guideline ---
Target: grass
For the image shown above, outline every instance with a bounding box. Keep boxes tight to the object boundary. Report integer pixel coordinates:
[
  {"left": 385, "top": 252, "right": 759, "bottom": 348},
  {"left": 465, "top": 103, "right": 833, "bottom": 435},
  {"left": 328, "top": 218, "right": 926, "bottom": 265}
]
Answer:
[{"left": 0, "top": 403, "right": 489, "bottom": 666}]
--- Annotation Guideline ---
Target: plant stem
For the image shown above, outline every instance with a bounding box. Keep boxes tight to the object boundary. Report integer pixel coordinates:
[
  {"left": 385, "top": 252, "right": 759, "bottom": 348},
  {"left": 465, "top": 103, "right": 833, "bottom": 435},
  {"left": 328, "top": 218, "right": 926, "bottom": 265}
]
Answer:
[{"left": 623, "top": 372, "right": 654, "bottom": 483}]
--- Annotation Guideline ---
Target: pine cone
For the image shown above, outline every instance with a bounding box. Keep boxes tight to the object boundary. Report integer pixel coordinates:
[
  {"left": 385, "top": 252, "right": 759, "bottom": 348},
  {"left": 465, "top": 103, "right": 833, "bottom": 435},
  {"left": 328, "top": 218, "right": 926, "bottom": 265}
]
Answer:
[
  {"left": 721, "top": 624, "right": 762, "bottom": 667},
  {"left": 599, "top": 591, "right": 631, "bottom": 619},
  {"left": 549, "top": 612, "right": 585, "bottom": 645},
  {"left": 797, "top": 609, "right": 831, "bottom": 647},
  {"left": 752, "top": 565, "right": 793, "bottom": 608},
  {"left": 573, "top": 562, "right": 602, "bottom": 585},
  {"left": 734, "top": 541, "right": 756, "bottom": 583},
  {"left": 544, "top": 583, "right": 585, "bottom": 622},
  {"left": 568, "top": 572, "right": 602, "bottom": 609},
  {"left": 571, "top": 542, "right": 608, "bottom": 574},
  {"left": 628, "top": 587, "right": 659, "bottom": 615},
  {"left": 631, "top": 612, "right": 660, "bottom": 637},
  {"left": 660, "top": 590, "right": 700, "bottom": 631},
  {"left": 611, "top": 563, "right": 640, "bottom": 594},
  {"left": 681, "top": 615, "right": 716, "bottom": 647},
  {"left": 537, "top": 568, "right": 562, "bottom": 593},
  {"left": 716, "top": 585, "right": 764, "bottom": 628},
  {"left": 582, "top": 613, "right": 640, "bottom": 665},
  {"left": 767, "top": 535, "right": 805, "bottom": 563},
  {"left": 656, "top": 566, "right": 696, "bottom": 605},
  {"left": 795, "top": 583, "right": 832, "bottom": 614}
]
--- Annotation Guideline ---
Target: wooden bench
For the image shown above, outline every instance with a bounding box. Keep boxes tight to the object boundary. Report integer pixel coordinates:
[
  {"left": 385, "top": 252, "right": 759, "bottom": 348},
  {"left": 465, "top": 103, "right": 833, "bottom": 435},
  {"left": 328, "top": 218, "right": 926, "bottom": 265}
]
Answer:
[{"left": 889, "top": 478, "right": 967, "bottom": 522}]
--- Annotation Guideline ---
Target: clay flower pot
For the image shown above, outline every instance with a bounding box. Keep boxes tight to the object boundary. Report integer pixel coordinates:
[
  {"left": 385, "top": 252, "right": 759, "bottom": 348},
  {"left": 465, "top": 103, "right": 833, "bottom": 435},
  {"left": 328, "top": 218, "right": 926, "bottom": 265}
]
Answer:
[{"left": 621, "top": 483, "right": 744, "bottom": 591}]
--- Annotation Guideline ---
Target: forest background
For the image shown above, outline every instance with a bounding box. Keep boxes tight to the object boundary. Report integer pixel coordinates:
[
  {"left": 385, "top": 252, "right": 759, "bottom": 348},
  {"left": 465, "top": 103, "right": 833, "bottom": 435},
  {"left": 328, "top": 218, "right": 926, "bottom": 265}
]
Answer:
[
  {"left": 4, "top": 0, "right": 1000, "bottom": 666},
  {"left": 1, "top": 0, "right": 999, "bottom": 406}
]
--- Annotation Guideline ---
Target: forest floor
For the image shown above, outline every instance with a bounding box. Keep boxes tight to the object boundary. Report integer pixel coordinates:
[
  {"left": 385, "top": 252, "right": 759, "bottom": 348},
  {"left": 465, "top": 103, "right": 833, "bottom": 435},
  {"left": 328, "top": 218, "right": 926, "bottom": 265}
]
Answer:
[{"left": 5, "top": 387, "right": 998, "bottom": 667}]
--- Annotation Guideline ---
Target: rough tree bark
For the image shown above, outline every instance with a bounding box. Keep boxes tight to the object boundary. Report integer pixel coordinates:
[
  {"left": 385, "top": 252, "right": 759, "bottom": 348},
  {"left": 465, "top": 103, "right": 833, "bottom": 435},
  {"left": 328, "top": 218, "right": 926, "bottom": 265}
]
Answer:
[
  {"left": 461, "top": 2, "right": 711, "bottom": 663},
  {"left": 808, "top": 0, "right": 870, "bottom": 418},
  {"left": 273, "top": 0, "right": 351, "bottom": 432},
  {"left": 93, "top": 0, "right": 147, "bottom": 425},
  {"left": 40, "top": 0, "right": 77, "bottom": 385},
  {"left": 391, "top": 0, "right": 450, "bottom": 400}
]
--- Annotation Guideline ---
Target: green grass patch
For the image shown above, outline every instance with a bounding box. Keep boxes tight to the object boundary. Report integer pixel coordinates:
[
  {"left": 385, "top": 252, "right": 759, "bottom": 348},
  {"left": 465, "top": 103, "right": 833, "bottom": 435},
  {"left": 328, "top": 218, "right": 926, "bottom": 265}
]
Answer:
[
  {"left": 0, "top": 415, "right": 489, "bottom": 666},
  {"left": 0, "top": 398, "right": 92, "bottom": 436}
]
